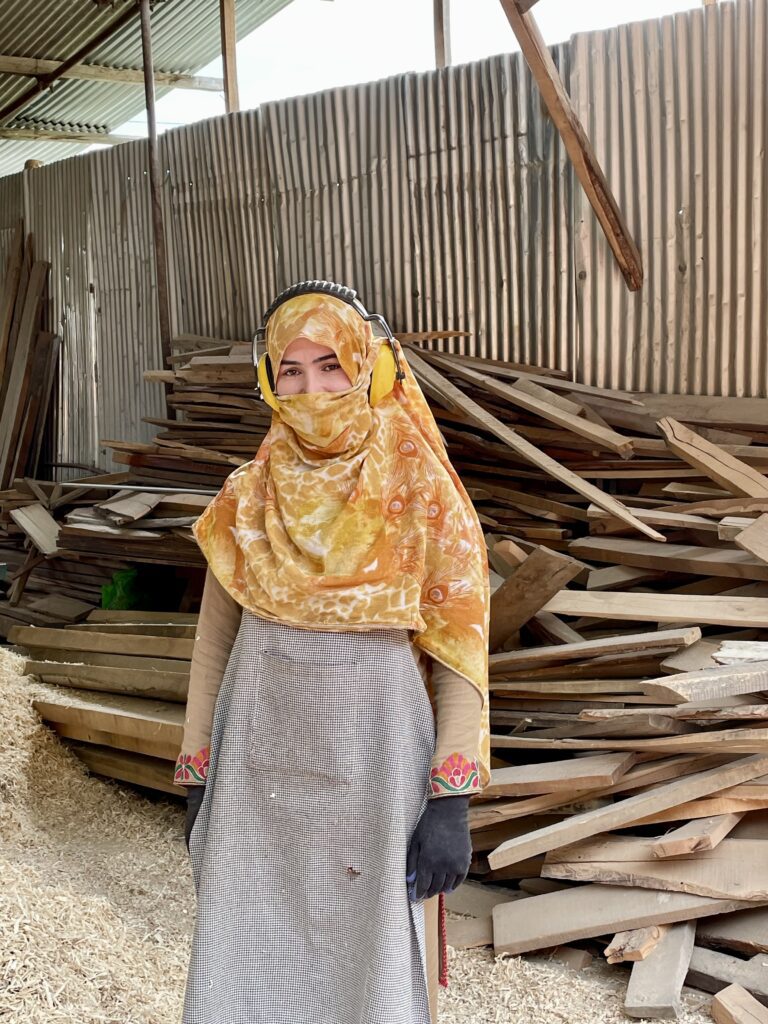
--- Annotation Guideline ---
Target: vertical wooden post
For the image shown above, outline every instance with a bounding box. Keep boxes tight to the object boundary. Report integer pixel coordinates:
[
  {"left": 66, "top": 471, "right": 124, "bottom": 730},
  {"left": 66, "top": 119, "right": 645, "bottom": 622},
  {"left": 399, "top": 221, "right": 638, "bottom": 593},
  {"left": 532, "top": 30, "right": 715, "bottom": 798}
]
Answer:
[
  {"left": 220, "top": 0, "right": 240, "bottom": 113},
  {"left": 139, "top": 0, "right": 174, "bottom": 416},
  {"left": 434, "top": 0, "right": 451, "bottom": 69}
]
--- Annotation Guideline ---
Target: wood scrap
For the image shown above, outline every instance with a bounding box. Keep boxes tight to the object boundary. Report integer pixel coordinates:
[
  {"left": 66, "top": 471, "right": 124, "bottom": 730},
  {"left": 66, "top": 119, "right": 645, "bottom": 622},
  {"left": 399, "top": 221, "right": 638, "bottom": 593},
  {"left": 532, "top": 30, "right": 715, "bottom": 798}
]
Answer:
[
  {"left": 711, "top": 984, "right": 768, "bottom": 1024},
  {"left": 623, "top": 921, "right": 695, "bottom": 1019}
]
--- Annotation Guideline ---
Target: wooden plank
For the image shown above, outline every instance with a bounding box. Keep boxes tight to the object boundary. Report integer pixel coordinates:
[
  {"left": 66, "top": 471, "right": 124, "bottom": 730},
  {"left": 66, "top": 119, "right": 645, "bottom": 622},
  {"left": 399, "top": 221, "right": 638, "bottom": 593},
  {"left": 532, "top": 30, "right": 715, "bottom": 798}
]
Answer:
[
  {"left": 51, "top": 721, "right": 179, "bottom": 761},
  {"left": 33, "top": 689, "right": 183, "bottom": 747},
  {"left": 0, "top": 219, "right": 23, "bottom": 385},
  {"left": 87, "top": 609, "right": 198, "bottom": 624},
  {"left": 492, "top": 885, "right": 757, "bottom": 957},
  {"left": 687, "top": 948, "right": 768, "bottom": 1005},
  {"left": 711, "top": 984, "right": 768, "bottom": 1024},
  {"left": 737, "top": 516, "right": 768, "bottom": 565},
  {"left": 490, "top": 626, "right": 701, "bottom": 674},
  {"left": 543, "top": 591, "right": 768, "bottom": 628},
  {"left": 24, "top": 659, "right": 188, "bottom": 702},
  {"left": 405, "top": 349, "right": 663, "bottom": 539},
  {"left": 8, "top": 624, "right": 194, "bottom": 659},
  {"left": 491, "top": 728, "right": 768, "bottom": 756},
  {"left": 489, "top": 546, "right": 582, "bottom": 648},
  {"left": 659, "top": 418, "right": 768, "bottom": 498},
  {"left": 66, "top": 742, "right": 184, "bottom": 797},
  {"left": 446, "top": 916, "right": 492, "bottom": 949},
  {"left": 624, "top": 921, "right": 696, "bottom": 1020},
  {"left": 497, "top": 0, "right": 643, "bottom": 290},
  {"left": 643, "top": 663, "right": 768, "bottom": 704},
  {"left": 0, "top": 261, "right": 48, "bottom": 488},
  {"left": 444, "top": 880, "right": 517, "bottom": 918},
  {"left": 65, "top": 622, "right": 196, "bottom": 638},
  {"left": 25, "top": 594, "right": 93, "bottom": 622},
  {"left": 571, "top": 536, "right": 768, "bottom": 581},
  {"left": 651, "top": 814, "right": 746, "bottom": 858},
  {"left": 487, "top": 755, "right": 768, "bottom": 869},
  {"left": 544, "top": 838, "right": 768, "bottom": 900},
  {"left": 483, "top": 752, "right": 636, "bottom": 798},
  {"left": 698, "top": 907, "right": 768, "bottom": 955},
  {"left": 606, "top": 925, "right": 669, "bottom": 964},
  {"left": 9, "top": 502, "right": 59, "bottom": 554}
]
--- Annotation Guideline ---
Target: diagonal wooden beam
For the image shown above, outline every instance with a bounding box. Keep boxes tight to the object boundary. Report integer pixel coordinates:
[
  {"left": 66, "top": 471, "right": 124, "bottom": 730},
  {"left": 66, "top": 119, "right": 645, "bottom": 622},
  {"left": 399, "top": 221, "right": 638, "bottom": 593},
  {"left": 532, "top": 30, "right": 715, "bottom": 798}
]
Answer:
[
  {"left": 499, "top": 0, "right": 643, "bottom": 291},
  {"left": 0, "top": 55, "right": 224, "bottom": 92}
]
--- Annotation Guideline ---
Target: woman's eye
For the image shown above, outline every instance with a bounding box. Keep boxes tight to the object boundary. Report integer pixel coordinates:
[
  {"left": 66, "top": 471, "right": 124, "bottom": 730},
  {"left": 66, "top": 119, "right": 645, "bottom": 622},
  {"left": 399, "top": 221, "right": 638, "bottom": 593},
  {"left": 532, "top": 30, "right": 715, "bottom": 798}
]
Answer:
[
  {"left": 280, "top": 367, "right": 300, "bottom": 377},
  {"left": 322, "top": 362, "right": 342, "bottom": 372}
]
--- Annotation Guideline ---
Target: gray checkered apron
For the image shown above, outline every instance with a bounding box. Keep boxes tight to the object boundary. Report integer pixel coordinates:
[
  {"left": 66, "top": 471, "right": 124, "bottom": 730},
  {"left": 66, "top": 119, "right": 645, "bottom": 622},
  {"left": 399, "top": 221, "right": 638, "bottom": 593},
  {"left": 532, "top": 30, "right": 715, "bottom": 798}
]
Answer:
[{"left": 183, "top": 612, "right": 435, "bottom": 1024}]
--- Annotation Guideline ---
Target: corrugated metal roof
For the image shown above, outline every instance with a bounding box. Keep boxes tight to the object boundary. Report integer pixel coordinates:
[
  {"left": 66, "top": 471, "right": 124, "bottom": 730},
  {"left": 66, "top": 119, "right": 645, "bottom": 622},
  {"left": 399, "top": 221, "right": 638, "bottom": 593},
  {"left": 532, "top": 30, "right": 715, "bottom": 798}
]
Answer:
[{"left": 0, "top": 0, "right": 294, "bottom": 177}]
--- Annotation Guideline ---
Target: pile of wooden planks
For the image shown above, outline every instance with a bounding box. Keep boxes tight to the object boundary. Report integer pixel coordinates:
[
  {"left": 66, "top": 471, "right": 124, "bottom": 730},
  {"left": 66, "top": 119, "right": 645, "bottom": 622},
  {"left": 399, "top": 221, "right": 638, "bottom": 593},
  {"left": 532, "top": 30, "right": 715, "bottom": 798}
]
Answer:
[
  {"left": 10, "top": 334, "right": 768, "bottom": 1018},
  {"left": 103, "top": 333, "right": 270, "bottom": 489},
  {"left": 8, "top": 608, "right": 193, "bottom": 797},
  {"left": 0, "top": 222, "right": 57, "bottom": 490}
]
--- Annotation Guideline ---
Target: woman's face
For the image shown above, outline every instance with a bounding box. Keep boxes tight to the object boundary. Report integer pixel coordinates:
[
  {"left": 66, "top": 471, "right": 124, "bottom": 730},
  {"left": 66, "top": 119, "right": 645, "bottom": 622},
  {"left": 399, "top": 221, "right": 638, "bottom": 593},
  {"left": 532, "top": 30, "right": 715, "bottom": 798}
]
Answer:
[{"left": 275, "top": 337, "right": 353, "bottom": 396}]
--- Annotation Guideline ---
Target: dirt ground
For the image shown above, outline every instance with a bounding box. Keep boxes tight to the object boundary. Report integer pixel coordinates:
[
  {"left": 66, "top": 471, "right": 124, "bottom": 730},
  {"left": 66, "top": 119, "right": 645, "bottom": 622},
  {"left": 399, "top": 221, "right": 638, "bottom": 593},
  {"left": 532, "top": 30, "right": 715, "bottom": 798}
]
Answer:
[{"left": 0, "top": 648, "right": 714, "bottom": 1024}]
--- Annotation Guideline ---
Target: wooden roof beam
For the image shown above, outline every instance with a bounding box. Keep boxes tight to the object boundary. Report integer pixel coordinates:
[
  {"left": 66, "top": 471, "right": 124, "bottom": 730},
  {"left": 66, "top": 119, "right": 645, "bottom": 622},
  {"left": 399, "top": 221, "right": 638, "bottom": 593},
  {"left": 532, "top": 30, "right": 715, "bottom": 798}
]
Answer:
[
  {"left": 499, "top": 0, "right": 644, "bottom": 291},
  {"left": 0, "top": 127, "right": 138, "bottom": 145},
  {"left": 0, "top": 2, "right": 141, "bottom": 126},
  {"left": 0, "top": 55, "right": 224, "bottom": 93}
]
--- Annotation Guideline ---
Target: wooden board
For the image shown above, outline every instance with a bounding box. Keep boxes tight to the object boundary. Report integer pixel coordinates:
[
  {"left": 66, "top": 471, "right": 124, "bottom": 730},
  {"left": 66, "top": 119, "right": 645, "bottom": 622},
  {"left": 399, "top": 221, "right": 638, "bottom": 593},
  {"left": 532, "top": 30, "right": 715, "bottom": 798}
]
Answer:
[
  {"left": 483, "top": 752, "right": 636, "bottom": 798},
  {"left": 543, "top": 838, "right": 768, "bottom": 901},
  {"left": 9, "top": 502, "right": 60, "bottom": 554},
  {"left": 445, "top": 916, "right": 493, "bottom": 949},
  {"left": 624, "top": 921, "right": 695, "bottom": 1019},
  {"left": 26, "top": 594, "right": 94, "bottom": 622},
  {"left": 489, "top": 627, "right": 701, "bottom": 675},
  {"left": 543, "top": 591, "right": 768, "bottom": 629},
  {"left": 66, "top": 741, "right": 184, "bottom": 797},
  {"left": 489, "top": 546, "right": 582, "bottom": 649},
  {"left": 33, "top": 689, "right": 183, "bottom": 748},
  {"left": 571, "top": 536, "right": 768, "bottom": 581},
  {"left": 86, "top": 609, "right": 199, "bottom": 625},
  {"left": 606, "top": 925, "right": 669, "bottom": 964},
  {"left": 737, "top": 516, "right": 768, "bottom": 565},
  {"left": 711, "top": 984, "right": 768, "bottom": 1024},
  {"left": 487, "top": 755, "right": 768, "bottom": 869},
  {"left": 51, "top": 721, "right": 180, "bottom": 761},
  {"left": 24, "top": 659, "right": 188, "bottom": 702},
  {"left": 687, "top": 948, "right": 768, "bottom": 1005},
  {"left": 698, "top": 907, "right": 768, "bottom": 955},
  {"left": 643, "top": 663, "right": 768, "bottom": 705},
  {"left": 8, "top": 624, "right": 194, "bottom": 660},
  {"left": 492, "top": 884, "right": 757, "bottom": 957},
  {"left": 659, "top": 418, "right": 768, "bottom": 498},
  {"left": 651, "top": 814, "right": 745, "bottom": 858}
]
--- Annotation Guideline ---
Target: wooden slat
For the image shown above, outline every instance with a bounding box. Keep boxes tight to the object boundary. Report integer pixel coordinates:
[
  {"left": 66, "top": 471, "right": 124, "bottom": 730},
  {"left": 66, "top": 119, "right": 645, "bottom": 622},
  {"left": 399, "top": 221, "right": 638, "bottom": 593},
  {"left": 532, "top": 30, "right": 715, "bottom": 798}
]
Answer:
[
  {"left": 624, "top": 922, "right": 695, "bottom": 1020},
  {"left": 489, "top": 546, "right": 582, "bottom": 649},
  {"left": 487, "top": 755, "right": 768, "bottom": 869},
  {"left": 543, "top": 590, "right": 768, "bottom": 628},
  {"left": 8, "top": 624, "right": 194, "bottom": 659},
  {"left": 659, "top": 418, "right": 768, "bottom": 498}
]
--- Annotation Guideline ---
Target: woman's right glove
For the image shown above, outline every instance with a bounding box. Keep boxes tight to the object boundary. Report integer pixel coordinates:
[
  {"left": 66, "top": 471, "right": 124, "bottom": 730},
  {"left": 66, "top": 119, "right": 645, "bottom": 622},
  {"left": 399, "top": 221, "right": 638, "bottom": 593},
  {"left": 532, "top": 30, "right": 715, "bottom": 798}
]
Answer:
[{"left": 185, "top": 785, "right": 206, "bottom": 850}]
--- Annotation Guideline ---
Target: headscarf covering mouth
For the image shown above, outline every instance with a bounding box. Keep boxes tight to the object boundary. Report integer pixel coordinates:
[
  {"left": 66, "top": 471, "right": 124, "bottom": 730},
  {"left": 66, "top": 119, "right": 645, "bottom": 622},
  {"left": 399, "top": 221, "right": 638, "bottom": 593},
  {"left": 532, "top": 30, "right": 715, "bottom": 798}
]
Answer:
[{"left": 195, "top": 290, "right": 491, "bottom": 785}]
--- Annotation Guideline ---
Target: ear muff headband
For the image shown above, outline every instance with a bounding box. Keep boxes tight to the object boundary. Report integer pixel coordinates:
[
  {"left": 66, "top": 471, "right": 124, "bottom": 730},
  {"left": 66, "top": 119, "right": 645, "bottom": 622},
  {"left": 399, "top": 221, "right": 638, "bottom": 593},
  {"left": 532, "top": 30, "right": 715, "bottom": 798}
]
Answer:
[{"left": 253, "top": 280, "right": 405, "bottom": 409}]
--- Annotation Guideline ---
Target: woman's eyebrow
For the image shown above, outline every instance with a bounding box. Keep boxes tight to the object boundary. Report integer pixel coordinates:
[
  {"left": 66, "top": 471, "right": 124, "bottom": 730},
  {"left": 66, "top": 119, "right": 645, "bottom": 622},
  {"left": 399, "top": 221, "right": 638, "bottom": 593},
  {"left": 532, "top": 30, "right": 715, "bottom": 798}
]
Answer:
[{"left": 279, "top": 354, "right": 337, "bottom": 367}]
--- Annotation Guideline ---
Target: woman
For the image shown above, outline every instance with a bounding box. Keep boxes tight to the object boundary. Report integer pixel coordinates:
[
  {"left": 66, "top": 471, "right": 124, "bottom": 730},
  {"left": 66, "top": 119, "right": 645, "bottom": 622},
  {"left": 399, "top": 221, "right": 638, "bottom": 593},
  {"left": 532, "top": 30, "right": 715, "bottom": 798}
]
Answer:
[{"left": 175, "top": 284, "right": 489, "bottom": 1024}]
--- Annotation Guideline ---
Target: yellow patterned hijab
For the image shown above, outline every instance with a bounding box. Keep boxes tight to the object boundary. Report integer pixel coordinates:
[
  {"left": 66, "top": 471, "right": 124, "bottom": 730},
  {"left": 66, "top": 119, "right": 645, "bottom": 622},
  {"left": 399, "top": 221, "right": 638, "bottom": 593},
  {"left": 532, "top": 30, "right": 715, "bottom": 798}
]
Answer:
[{"left": 193, "top": 293, "right": 490, "bottom": 782}]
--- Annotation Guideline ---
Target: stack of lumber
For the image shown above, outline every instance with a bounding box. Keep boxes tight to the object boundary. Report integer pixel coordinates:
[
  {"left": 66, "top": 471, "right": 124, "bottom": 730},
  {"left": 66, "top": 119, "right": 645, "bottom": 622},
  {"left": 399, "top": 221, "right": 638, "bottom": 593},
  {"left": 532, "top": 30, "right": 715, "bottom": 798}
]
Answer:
[
  {"left": 8, "top": 608, "right": 193, "bottom": 796},
  {"left": 103, "top": 334, "right": 270, "bottom": 489},
  {"left": 0, "top": 221, "right": 57, "bottom": 490}
]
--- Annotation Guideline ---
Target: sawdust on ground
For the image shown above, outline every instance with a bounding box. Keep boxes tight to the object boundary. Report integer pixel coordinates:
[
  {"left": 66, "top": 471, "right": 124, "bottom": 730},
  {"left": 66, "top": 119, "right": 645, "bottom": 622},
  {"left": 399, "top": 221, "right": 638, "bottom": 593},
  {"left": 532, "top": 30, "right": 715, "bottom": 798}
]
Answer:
[{"left": 0, "top": 648, "right": 713, "bottom": 1023}]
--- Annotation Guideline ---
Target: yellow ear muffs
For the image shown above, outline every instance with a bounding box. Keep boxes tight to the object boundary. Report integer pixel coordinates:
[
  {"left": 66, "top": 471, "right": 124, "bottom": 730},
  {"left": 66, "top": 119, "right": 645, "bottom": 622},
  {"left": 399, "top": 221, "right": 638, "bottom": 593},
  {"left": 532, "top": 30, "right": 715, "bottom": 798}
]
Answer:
[
  {"left": 369, "top": 342, "right": 398, "bottom": 407},
  {"left": 257, "top": 354, "right": 280, "bottom": 412}
]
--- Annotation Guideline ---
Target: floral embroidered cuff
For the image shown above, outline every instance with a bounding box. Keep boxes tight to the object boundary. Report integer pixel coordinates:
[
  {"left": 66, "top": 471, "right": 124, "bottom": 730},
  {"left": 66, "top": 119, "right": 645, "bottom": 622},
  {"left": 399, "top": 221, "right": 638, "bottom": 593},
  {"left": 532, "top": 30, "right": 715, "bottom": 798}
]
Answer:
[
  {"left": 174, "top": 747, "right": 210, "bottom": 785},
  {"left": 429, "top": 752, "right": 480, "bottom": 796}
]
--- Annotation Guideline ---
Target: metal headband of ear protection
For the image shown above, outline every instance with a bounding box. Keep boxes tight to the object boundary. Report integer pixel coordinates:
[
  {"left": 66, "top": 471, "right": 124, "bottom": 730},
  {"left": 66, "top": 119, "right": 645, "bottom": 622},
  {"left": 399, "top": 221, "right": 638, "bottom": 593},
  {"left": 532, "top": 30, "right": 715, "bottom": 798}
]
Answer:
[{"left": 252, "top": 280, "right": 406, "bottom": 405}]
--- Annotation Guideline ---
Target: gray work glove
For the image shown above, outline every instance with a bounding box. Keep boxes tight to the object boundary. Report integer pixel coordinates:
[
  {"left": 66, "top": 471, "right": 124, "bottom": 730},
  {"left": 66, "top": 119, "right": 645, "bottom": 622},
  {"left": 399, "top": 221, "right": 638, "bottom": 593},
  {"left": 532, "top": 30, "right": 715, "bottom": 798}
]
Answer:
[
  {"left": 184, "top": 785, "right": 206, "bottom": 850},
  {"left": 406, "top": 795, "right": 472, "bottom": 901}
]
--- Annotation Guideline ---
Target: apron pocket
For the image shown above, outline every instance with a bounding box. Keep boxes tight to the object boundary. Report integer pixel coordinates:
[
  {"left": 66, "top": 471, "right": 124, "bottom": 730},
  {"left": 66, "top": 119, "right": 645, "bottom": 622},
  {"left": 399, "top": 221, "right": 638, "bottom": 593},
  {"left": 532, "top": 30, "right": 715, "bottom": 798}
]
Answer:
[{"left": 247, "top": 651, "right": 360, "bottom": 785}]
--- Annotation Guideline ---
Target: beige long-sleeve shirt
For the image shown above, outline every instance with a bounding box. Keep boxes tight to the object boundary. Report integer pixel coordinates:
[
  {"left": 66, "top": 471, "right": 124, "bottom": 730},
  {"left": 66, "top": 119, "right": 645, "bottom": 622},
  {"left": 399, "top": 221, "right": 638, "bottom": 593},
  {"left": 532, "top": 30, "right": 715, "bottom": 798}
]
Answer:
[{"left": 174, "top": 570, "right": 483, "bottom": 798}]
